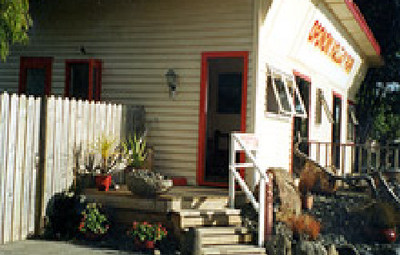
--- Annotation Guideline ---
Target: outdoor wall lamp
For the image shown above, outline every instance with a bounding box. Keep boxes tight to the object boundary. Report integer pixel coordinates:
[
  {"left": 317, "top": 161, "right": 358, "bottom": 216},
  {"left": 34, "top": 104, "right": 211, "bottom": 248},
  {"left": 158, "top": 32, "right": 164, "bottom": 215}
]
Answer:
[{"left": 165, "top": 68, "right": 177, "bottom": 99}]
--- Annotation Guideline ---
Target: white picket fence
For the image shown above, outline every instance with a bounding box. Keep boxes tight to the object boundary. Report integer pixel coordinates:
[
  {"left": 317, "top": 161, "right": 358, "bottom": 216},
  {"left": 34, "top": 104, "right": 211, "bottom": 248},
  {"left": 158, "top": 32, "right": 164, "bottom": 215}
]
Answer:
[{"left": 0, "top": 93, "right": 124, "bottom": 245}]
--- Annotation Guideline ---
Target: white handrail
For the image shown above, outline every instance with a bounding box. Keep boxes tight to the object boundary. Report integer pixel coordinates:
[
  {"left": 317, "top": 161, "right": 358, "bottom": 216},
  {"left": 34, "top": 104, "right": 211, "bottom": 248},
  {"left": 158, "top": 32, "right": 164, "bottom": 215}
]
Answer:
[{"left": 229, "top": 133, "right": 270, "bottom": 247}]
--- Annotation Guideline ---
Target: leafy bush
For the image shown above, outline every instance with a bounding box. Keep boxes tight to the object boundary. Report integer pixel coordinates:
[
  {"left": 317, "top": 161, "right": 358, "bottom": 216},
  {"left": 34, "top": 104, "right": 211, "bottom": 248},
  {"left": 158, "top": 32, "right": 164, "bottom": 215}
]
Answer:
[
  {"left": 276, "top": 210, "right": 321, "bottom": 240},
  {"left": 122, "top": 134, "right": 148, "bottom": 169},
  {"left": 127, "top": 221, "right": 168, "bottom": 242},
  {"left": 79, "top": 203, "right": 110, "bottom": 235}
]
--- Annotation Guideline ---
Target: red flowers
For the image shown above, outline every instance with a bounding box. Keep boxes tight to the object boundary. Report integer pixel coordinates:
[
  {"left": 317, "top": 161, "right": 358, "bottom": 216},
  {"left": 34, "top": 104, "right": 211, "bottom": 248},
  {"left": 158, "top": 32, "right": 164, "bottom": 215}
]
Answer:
[{"left": 127, "top": 221, "right": 168, "bottom": 242}]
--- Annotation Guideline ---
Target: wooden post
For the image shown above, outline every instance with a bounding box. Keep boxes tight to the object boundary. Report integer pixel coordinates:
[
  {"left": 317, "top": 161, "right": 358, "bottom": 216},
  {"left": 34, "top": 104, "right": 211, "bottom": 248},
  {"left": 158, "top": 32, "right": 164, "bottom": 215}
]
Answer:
[
  {"left": 35, "top": 97, "right": 46, "bottom": 236},
  {"left": 265, "top": 171, "right": 273, "bottom": 242}
]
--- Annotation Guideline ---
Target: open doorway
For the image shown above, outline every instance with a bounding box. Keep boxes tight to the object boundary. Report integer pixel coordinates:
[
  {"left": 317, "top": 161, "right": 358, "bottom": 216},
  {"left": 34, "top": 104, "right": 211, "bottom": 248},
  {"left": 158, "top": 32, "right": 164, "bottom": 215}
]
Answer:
[{"left": 198, "top": 52, "right": 248, "bottom": 186}]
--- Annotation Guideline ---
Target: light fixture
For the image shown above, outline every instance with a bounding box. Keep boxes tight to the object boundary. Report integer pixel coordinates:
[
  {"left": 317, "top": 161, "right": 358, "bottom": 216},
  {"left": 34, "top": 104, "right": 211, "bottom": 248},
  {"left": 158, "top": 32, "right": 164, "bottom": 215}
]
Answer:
[{"left": 165, "top": 69, "right": 177, "bottom": 99}]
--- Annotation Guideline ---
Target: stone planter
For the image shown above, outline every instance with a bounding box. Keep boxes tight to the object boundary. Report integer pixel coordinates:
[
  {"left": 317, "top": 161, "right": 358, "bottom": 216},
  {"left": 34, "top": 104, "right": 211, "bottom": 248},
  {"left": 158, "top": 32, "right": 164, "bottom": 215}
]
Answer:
[{"left": 126, "top": 169, "right": 173, "bottom": 197}]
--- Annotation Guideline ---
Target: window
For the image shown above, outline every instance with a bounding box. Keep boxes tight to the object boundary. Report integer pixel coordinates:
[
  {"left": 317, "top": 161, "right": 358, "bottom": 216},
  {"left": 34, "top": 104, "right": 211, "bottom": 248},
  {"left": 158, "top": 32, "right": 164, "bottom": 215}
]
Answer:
[
  {"left": 19, "top": 57, "right": 53, "bottom": 96},
  {"left": 265, "top": 66, "right": 307, "bottom": 118},
  {"left": 315, "top": 88, "right": 334, "bottom": 124},
  {"left": 347, "top": 102, "right": 358, "bottom": 142},
  {"left": 65, "top": 59, "right": 102, "bottom": 101}
]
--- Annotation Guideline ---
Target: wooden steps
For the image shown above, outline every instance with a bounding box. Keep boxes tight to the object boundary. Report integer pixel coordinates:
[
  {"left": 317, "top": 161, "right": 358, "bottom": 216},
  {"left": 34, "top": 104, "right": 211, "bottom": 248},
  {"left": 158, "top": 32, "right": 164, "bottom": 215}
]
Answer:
[
  {"left": 175, "top": 209, "right": 267, "bottom": 255},
  {"left": 201, "top": 244, "right": 267, "bottom": 255},
  {"left": 172, "top": 209, "right": 242, "bottom": 233}
]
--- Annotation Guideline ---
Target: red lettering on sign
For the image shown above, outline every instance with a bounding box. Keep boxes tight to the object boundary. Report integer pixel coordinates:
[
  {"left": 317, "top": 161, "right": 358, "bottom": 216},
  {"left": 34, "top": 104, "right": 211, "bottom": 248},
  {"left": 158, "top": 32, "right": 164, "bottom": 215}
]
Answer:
[{"left": 308, "top": 20, "right": 355, "bottom": 74}]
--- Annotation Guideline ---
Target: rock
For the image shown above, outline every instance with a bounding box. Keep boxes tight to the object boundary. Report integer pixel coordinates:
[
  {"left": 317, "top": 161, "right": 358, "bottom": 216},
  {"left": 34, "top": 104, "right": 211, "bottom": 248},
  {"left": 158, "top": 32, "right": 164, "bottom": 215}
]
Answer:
[
  {"left": 269, "top": 168, "right": 302, "bottom": 215},
  {"left": 327, "top": 244, "right": 339, "bottom": 255},
  {"left": 336, "top": 244, "right": 359, "bottom": 255},
  {"left": 266, "top": 234, "right": 292, "bottom": 255},
  {"left": 295, "top": 240, "right": 327, "bottom": 255}
]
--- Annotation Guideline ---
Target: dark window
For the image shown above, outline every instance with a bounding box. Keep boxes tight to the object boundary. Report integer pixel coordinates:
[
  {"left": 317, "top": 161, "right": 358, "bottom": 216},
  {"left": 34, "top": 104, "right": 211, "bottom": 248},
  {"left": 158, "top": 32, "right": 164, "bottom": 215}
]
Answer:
[
  {"left": 19, "top": 57, "right": 53, "bottom": 96},
  {"left": 65, "top": 60, "right": 102, "bottom": 101}
]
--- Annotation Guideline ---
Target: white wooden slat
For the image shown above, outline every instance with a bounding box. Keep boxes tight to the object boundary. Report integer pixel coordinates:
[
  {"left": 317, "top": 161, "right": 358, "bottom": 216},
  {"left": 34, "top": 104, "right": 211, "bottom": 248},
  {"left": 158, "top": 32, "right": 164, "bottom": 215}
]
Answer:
[
  {"left": 99, "top": 103, "right": 106, "bottom": 136},
  {"left": 30, "top": 97, "right": 41, "bottom": 233},
  {"left": 61, "top": 99, "right": 69, "bottom": 190},
  {"left": 81, "top": 100, "right": 90, "bottom": 170},
  {"left": 75, "top": 100, "right": 83, "bottom": 171},
  {"left": 44, "top": 96, "right": 55, "bottom": 212},
  {"left": 67, "top": 99, "right": 76, "bottom": 189},
  {"left": 54, "top": 97, "right": 63, "bottom": 193},
  {"left": 0, "top": 93, "right": 10, "bottom": 244},
  {"left": 4, "top": 94, "right": 18, "bottom": 243},
  {"left": 89, "top": 101, "right": 96, "bottom": 149},
  {"left": 22, "top": 97, "right": 34, "bottom": 239},
  {"left": 13, "top": 95, "right": 27, "bottom": 241},
  {"left": 106, "top": 104, "right": 112, "bottom": 137}
]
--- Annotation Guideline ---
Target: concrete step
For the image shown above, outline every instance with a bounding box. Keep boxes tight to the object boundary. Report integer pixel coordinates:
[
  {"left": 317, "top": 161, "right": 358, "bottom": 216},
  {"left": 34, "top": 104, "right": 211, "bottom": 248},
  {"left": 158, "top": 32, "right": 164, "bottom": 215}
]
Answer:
[
  {"left": 201, "top": 244, "right": 266, "bottom": 255},
  {"left": 195, "top": 227, "right": 252, "bottom": 245}
]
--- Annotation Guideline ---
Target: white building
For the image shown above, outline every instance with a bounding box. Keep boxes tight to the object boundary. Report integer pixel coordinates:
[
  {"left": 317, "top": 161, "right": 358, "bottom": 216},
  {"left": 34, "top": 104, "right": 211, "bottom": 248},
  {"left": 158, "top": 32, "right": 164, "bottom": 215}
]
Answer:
[{"left": 0, "top": 0, "right": 382, "bottom": 186}]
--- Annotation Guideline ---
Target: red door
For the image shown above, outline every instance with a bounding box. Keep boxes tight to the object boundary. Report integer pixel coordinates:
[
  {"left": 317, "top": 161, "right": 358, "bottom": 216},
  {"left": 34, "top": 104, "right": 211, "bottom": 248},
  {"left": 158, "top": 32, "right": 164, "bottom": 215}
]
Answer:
[{"left": 197, "top": 52, "right": 248, "bottom": 186}]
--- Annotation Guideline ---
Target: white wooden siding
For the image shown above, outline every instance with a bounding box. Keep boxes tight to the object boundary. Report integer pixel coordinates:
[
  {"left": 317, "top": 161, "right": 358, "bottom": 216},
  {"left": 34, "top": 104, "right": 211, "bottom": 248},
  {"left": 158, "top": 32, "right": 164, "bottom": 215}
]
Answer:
[{"left": 0, "top": 0, "right": 254, "bottom": 185}]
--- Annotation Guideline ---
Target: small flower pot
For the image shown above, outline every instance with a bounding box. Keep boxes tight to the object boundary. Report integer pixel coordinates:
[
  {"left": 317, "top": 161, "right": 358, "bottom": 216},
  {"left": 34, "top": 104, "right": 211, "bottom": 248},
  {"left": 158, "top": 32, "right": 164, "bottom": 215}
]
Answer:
[
  {"left": 95, "top": 175, "right": 112, "bottom": 191},
  {"left": 381, "top": 228, "right": 397, "bottom": 243},
  {"left": 83, "top": 232, "right": 104, "bottom": 241},
  {"left": 134, "top": 239, "right": 155, "bottom": 250}
]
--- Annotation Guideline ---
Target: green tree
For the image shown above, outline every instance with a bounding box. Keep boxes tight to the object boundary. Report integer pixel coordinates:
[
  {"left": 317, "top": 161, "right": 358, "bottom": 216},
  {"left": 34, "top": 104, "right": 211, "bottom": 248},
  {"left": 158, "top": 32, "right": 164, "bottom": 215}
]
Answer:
[
  {"left": 0, "top": 0, "right": 31, "bottom": 61},
  {"left": 354, "top": 0, "right": 400, "bottom": 144}
]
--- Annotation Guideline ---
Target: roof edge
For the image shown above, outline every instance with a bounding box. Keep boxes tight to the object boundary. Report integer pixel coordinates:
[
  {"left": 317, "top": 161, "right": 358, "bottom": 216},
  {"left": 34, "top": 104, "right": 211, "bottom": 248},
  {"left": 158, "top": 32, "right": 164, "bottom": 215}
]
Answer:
[{"left": 344, "top": 0, "right": 381, "bottom": 56}]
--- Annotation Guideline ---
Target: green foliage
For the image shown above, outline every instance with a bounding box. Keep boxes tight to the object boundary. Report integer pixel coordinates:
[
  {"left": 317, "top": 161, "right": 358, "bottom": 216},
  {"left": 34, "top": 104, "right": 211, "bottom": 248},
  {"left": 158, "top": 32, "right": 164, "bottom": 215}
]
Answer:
[
  {"left": 90, "top": 135, "right": 122, "bottom": 175},
  {"left": 127, "top": 221, "right": 168, "bottom": 242},
  {"left": 0, "top": 0, "right": 32, "bottom": 61},
  {"left": 122, "top": 134, "right": 147, "bottom": 169},
  {"left": 44, "top": 191, "right": 86, "bottom": 240},
  {"left": 363, "top": 202, "right": 398, "bottom": 229},
  {"left": 354, "top": 0, "right": 400, "bottom": 143},
  {"left": 79, "top": 203, "right": 110, "bottom": 235}
]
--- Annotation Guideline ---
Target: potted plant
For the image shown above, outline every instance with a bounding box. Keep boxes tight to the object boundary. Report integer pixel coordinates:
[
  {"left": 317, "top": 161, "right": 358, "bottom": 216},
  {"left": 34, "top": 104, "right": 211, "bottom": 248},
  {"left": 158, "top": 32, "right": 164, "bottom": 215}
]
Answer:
[
  {"left": 123, "top": 134, "right": 172, "bottom": 197},
  {"left": 122, "top": 134, "right": 148, "bottom": 171},
  {"left": 90, "top": 135, "right": 122, "bottom": 191},
  {"left": 298, "top": 163, "right": 317, "bottom": 210},
  {"left": 127, "top": 221, "right": 168, "bottom": 251},
  {"left": 78, "top": 203, "right": 110, "bottom": 240}
]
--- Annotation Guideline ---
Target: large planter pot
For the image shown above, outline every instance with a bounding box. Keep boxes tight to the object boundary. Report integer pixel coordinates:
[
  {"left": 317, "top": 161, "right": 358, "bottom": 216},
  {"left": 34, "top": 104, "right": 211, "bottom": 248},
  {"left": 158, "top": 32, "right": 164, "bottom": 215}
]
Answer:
[
  {"left": 95, "top": 175, "right": 112, "bottom": 191},
  {"left": 126, "top": 169, "right": 173, "bottom": 197}
]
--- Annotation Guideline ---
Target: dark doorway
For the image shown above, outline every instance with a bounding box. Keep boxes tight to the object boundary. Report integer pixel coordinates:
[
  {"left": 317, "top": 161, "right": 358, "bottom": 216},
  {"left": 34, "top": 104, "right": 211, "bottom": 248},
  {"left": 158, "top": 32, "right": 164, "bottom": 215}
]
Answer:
[
  {"left": 198, "top": 52, "right": 248, "bottom": 186},
  {"left": 332, "top": 93, "right": 342, "bottom": 169}
]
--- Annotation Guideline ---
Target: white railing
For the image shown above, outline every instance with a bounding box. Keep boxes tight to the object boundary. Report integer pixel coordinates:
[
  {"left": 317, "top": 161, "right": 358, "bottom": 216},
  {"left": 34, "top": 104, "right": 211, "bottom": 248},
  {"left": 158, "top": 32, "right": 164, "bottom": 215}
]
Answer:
[{"left": 229, "top": 133, "right": 272, "bottom": 247}]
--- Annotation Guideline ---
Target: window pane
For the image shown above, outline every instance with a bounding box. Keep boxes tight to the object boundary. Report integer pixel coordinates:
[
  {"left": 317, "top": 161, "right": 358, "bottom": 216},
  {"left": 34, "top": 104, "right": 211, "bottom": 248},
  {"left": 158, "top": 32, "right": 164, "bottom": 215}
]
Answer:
[
  {"left": 274, "top": 77, "right": 291, "bottom": 112},
  {"left": 70, "top": 63, "right": 89, "bottom": 100},
  {"left": 26, "top": 68, "right": 46, "bottom": 96}
]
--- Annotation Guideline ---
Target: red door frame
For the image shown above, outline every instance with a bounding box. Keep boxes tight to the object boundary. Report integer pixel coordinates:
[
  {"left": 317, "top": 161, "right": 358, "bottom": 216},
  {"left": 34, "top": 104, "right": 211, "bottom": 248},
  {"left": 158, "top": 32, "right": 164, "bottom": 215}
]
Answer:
[
  {"left": 19, "top": 57, "right": 53, "bottom": 95},
  {"left": 290, "top": 71, "right": 311, "bottom": 174},
  {"left": 64, "top": 59, "right": 102, "bottom": 101},
  {"left": 197, "top": 51, "right": 248, "bottom": 187},
  {"left": 331, "top": 91, "right": 343, "bottom": 169}
]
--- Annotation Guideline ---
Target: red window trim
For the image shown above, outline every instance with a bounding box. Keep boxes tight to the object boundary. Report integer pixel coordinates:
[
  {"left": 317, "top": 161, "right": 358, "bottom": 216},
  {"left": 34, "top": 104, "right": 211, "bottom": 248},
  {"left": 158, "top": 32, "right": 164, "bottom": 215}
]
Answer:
[
  {"left": 64, "top": 59, "right": 102, "bottom": 101},
  {"left": 19, "top": 57, "right": 53, "bottom": 96}
]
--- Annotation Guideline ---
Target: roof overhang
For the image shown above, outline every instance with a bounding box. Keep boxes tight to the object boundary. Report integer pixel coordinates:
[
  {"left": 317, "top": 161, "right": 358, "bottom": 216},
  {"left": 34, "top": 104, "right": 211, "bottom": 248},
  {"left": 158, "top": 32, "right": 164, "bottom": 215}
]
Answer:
[{"left": 321, "top": 0, "right": 383, "bottom": 66}]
